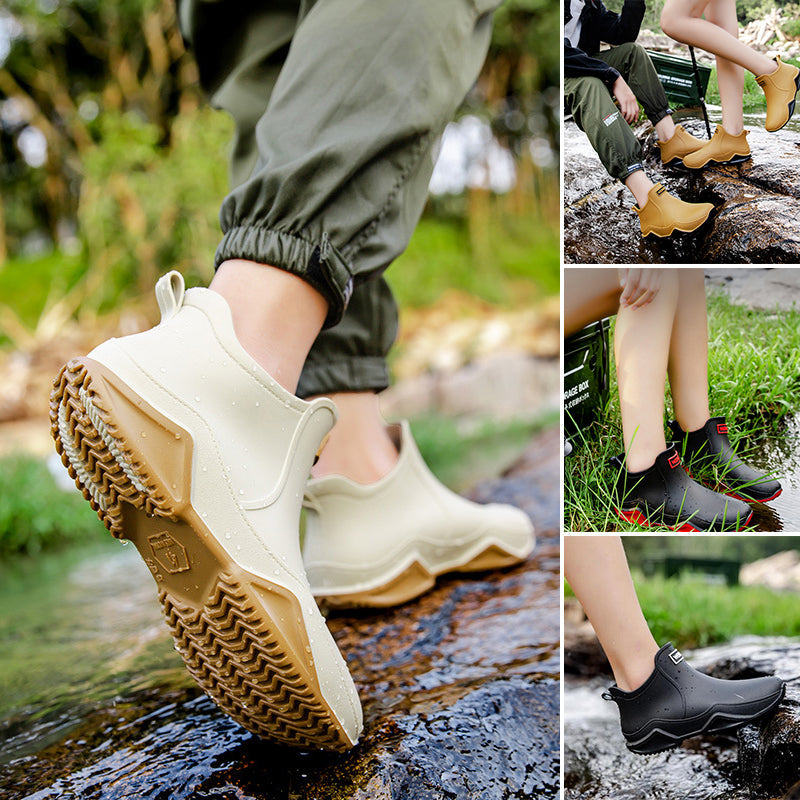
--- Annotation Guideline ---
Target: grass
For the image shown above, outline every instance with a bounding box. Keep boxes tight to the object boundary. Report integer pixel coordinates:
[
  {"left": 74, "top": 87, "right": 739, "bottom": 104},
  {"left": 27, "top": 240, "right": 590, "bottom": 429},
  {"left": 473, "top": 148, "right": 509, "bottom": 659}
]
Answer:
[
  {"left": 705, "top": 57, "right": 800, "bottom": 114},
  {"left": 566, "top": 571, "right": 800, "bottom": 650},
  {"left": 0, "top": 455, "right": 106, "bottom": 557},
  {"left": 388, "top": 206, "right": 559, "bottom": 311},
  {"left": 564, "top": 291, "right": 800, "bottom": 532}
]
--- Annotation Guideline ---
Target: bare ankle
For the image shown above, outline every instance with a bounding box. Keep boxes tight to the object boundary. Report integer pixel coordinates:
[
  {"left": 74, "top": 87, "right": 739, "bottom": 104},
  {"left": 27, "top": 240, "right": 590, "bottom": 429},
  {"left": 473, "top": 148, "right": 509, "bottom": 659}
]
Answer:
[{"left": 309, "top": 392, "right": 399, "bottom": 484}]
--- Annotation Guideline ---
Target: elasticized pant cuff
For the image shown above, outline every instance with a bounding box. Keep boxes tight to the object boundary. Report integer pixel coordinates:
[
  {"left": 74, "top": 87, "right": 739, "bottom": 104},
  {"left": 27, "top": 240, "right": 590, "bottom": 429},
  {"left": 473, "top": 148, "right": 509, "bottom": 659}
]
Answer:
[
  {"left": 296, "top": 356, "right": 390, "bottom": 399},
  {"left": 215, "top": 227, "right": 355, "bottom": 328}
]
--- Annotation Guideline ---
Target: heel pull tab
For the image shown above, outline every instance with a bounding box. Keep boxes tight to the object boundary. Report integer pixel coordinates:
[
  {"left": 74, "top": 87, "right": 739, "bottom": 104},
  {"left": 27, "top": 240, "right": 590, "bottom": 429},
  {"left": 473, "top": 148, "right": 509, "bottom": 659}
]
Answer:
[{"left": 155, "top": 271, "right": 186, "bottom": 323}]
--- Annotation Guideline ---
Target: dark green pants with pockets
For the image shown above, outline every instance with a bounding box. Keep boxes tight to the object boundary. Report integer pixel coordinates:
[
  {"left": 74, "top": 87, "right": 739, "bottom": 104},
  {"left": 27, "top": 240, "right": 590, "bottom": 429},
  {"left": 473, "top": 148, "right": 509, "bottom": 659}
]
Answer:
[
  {"left": 179, "top": 0, "right": 497, "bottom": 397},
  {"left": 565, "top": 43, "right": 672, "bottom": 182}
]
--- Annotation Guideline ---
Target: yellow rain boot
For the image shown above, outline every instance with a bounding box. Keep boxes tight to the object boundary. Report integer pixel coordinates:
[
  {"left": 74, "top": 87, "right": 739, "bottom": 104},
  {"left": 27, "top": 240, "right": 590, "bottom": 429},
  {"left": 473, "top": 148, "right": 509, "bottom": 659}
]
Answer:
[
  {"left": 756, "top": 55, "right": 800, "bottom": 132},
  {"left": 682, "top": 125, "right": 750, "bottom": 169},
  {"left": 658, "top": 124, "right": 707, "bottom": 165},
  {"left": 635, "top": 183, "right": 714, "bottom": 237}
]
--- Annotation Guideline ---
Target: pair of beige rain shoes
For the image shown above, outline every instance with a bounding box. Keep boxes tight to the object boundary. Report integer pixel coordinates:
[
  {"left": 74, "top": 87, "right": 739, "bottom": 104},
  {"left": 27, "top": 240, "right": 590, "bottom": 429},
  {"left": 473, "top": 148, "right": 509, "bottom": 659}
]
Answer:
[
  {"left": 658, "top": 123, "right": 750, "bottom": 169},
  {"left": 50, "top": 271, "right": 535, "bottom": 752}
]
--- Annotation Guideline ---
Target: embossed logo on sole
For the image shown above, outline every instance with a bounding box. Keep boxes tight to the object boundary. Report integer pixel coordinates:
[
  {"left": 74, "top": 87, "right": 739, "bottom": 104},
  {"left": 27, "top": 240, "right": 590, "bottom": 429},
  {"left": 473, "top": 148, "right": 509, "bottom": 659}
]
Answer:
[{"left": 149, "top": 532, "right": 190, "bottom": 573}]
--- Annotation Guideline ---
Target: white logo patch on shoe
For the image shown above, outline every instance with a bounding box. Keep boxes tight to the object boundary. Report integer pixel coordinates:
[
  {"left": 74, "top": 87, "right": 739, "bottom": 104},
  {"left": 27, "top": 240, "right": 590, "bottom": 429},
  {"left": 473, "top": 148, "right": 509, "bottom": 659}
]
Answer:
[{"left": 669, "top": 648, "right": 684, "bottom": 665}]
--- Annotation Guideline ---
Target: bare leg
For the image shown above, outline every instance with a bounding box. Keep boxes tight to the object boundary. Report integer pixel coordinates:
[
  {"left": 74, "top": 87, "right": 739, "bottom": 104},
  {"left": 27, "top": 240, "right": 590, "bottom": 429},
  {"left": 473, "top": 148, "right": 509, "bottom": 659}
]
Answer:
[
  {"left": 661, "top": 0, "right": 775, "bottom": 78},
  {"left": 564, "top": 268, "right": 624, "bottom": 337},
  {"left": 668, "top": 269, "right": 711, "bottom": 431},
  {"left": 210, "top": 259, "right": 328, "bottom": 393},
  {"left": 310, "top": 391, "right": 399, "bottom": 483},
  {"left": 615, "top": 270, "right": 679, "bottom": 471},
  {"left": 624, "top": 169, "right": 655, "bottom": 208},
  {"left": 564, "top": 536, "right": 659, "bottom": 691},
  {"left": 565, "top": 268, "right": 679, "bottom": 471},
  {"left": 705, "top": 0, "right": 746, "bottom": 134},
  {"left": 654, "top": 115, "right": 676, "bottom": 142}
]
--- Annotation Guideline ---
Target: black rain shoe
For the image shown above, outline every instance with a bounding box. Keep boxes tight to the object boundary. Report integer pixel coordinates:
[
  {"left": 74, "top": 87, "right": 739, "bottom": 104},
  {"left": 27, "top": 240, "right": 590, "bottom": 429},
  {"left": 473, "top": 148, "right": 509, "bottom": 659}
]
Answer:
[
  {"left": 603, "top": 643, "right": 785, "bottom": 755},
  {"left": 611, "top": 445, "right": 753, "bottom": 532},
  {"left": 670, "top": 417, "right": 782, "bottom": 503}
]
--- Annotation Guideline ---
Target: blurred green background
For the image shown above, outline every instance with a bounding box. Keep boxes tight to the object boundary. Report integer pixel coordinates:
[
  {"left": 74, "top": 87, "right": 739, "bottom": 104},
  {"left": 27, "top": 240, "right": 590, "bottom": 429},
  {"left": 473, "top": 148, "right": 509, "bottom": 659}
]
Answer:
[{"left": 0, "top": 0, "right": 559, "bottom": 329}]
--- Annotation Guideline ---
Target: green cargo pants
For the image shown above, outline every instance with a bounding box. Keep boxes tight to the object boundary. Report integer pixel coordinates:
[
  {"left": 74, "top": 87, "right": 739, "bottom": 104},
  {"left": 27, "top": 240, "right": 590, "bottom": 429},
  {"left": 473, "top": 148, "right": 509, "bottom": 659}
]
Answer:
[
  {"left": 564, "top": 43, "right": 672, "bottom": 182},
  {"left": 179, "top": 0, "right": 497, "bottom": 398}
]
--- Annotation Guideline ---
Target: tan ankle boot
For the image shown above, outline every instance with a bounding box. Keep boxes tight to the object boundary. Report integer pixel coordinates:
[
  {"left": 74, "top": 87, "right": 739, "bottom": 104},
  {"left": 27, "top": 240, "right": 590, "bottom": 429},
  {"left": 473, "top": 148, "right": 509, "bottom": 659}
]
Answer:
[
  {"left": 756, "top": 55, "right": 800, "bottom": 132},
  {"left": 635, "top": 183, "right": 714, "bottom": 237},
  {"left": 682, "top": 125, "right": 750, "bottom": 169},
  {"left": 658, "top": 124, "right": 706, "bottom": 165}
]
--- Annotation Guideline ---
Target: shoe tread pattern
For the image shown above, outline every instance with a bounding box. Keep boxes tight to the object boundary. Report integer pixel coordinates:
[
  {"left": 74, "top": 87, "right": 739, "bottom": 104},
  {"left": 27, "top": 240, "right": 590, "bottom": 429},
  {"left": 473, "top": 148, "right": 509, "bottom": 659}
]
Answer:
[{"left": 50, "top": 357, "right": 353, "bottom": 751}]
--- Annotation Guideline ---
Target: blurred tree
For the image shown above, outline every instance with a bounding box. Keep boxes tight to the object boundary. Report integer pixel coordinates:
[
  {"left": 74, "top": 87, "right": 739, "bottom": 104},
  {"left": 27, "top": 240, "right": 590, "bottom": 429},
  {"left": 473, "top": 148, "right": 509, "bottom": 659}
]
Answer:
[{"left": 0, "top": 0, "right": 559, "bottom": 294}]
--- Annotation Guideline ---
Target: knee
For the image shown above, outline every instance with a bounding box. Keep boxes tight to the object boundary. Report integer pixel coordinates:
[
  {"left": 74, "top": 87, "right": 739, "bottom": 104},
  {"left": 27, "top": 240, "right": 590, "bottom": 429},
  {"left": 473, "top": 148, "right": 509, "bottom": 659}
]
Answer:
[
  {"left": 615, "top": 42, "right": 641, "bottom": 58},
  {"left": 660, "top": 3, "right": 684, "bottom": 41}
]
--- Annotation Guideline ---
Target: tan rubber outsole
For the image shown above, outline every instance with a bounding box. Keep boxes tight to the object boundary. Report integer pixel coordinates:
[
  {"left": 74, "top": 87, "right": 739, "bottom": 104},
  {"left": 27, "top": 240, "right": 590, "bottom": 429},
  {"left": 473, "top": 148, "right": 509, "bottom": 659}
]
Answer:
[
  {"left": 50, "top": 357, "right": 354, "bottom": 751},
  {"left": 317, "top": 543, "right": 527, "bottom": 609}
]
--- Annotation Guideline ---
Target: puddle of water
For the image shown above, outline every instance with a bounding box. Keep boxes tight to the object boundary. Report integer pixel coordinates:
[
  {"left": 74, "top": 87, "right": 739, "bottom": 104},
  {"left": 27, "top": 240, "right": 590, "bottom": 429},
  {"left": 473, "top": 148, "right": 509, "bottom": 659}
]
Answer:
[{"left": 740, "top": 413, "right": 800, "bottom": 532}]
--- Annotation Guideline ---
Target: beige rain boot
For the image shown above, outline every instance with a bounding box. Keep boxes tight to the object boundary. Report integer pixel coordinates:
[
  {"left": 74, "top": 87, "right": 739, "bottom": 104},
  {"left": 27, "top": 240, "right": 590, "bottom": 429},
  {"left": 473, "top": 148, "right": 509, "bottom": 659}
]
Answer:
[
  {"left": 302, "top": 421, "right": 535, "bottom": 608},
  {"left": 635, "top": 183, "right": 714, "bottom": 237},
  {"left": 682, "top": 125, "right": 750, "bottom": 169},
  {"left": 756, "top": 55, "right": 800, "bottom": 132},
  {"left": 50, "top": 271, "right": 363, "bottom": 751}
]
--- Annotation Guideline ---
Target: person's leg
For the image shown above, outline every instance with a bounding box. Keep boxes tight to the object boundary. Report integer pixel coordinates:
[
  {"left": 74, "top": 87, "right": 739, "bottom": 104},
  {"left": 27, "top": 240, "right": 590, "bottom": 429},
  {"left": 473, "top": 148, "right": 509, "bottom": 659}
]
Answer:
[
  {"left": 565, "top": 268, "right": 683, "bottom": 468},
  {"left": 565, "top": 76, "right": 714, "bottom": 232},
  {"left": 594, "top": 44, "right": 675, "bottom": 139},
  {"left": 660, "top": 0, "right": 775, "bottom": 77},
  {"left": 704, "top": 0, "right": 745, "bottom": 135},
  {"left": 564, "top": 536, "right": 658, "bottom": 691},
  {"left": 667, "top": 268, "right": 710, "bottom": 432},
  {"left": 565, "top": 75, "right": 647, "bottom": 197},
  {"left": 615, "top": 271, "right": 679, "bottom": 471},
  {"left": 667, "top": 271, "right": 783, "bottom": 502}
]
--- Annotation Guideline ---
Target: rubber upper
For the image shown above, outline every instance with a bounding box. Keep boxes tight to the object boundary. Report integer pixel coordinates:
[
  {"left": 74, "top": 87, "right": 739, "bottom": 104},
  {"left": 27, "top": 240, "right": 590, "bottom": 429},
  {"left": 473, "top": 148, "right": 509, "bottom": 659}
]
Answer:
[
  {"left": 605, "top": 643, "right": 785, "bottom": 751},
  {"left": 671, "top": 417, "right": 781, "bottom": 503},
  {"left": 613, "top": 445, "right": 752, "bottom": 531}
]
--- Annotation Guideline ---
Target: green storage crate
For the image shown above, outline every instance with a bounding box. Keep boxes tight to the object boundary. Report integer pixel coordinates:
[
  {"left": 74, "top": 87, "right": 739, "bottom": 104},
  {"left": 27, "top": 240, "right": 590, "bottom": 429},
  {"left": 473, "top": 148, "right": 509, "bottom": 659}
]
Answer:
[
  {"left": 647, "top": 50, "right": 711, "bottom": 108},
  {"left": 564, "top": 318, "right": 611, "bottom": 435}
]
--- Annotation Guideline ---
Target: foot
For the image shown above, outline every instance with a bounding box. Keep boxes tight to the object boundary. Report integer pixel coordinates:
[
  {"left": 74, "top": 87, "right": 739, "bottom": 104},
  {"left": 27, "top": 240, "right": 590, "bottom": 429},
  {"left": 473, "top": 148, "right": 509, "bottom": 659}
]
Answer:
[
  {"left": 670, "top": 416, "right": 782, "bottom": 503},
  {"left": 604, "top": 642, "right": 785, "bottom": 754},
  {"left": 756, "top": 55, "right": 800, "bottom": 133},
  {"left": 634, "top": 183, "right": 714, "bottom": 237},
  {"left": 611, "top": 445, "right": 753, "bottom": 531},
  {"left": 50, "top": 271, "right": 362, "bottom": 750},
  {"left": 657, "top": 124, "right": 707, "bottom": 165},
  {"left": 301, "top": 421, "right": 535, "bottom": 607}
]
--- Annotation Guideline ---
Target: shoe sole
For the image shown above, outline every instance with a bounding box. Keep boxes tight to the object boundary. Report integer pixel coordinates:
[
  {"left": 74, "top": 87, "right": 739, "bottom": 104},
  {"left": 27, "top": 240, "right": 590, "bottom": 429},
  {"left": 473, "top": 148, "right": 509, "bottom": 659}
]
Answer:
[
  {"left": 683, "top": 153, "right": 751, "bottom": 169},
  {"left": 625, "top": 682, "right": 785, "bottom": 755},
  {"left": 51, "top": 357, "right": 355, "bottom": 751},
  {"left": 315, "top": 541, "right": 533, "bottom": 609},
  {"left": 615, "top": 505, "right": 753, "bottom": 532},
  {"left": 765, "top": 68, "right": 800, "bottom": 133},
  {"left": 642, "top": 205, "right": 714, "bottom": 237}
]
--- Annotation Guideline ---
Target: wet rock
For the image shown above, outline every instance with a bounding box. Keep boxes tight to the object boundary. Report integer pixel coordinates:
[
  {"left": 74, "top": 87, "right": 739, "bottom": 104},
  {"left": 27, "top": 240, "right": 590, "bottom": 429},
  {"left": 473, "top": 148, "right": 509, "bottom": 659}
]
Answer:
[
  {"left": 564, "top": 116, "right": 800, "bottom": 264},
  {"left": 565, "top": 637, "right": 800, "bottom": 800},
  {"left": 0, "top": 428, "right": 560, "bottom": 800},
  {"left": 563, "top": 597, "right": 611, "bottom": 679},
  {"left": 741, "top": 550, "right": 800, "bottom": 592}
]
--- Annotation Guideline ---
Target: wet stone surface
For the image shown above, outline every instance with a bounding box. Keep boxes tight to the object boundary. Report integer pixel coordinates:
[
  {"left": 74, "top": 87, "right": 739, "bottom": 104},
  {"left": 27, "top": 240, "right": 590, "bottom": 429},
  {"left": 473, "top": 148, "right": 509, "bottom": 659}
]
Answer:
[
  {"left": 564, "top": 114, "right": 800, "bottom": 264},
  {"left": 0, "top": 427, "right": 560, "bottom": 800},
  {"left": 565, "top": 637, "right": 800, "bottom": 800}
]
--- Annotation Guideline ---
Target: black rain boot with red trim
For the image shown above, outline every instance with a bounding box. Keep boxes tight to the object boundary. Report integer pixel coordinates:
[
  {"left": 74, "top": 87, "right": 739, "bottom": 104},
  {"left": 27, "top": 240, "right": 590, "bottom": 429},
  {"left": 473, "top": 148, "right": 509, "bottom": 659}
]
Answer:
[
  {"left": 611, "top": 445, "right": 753, "bottom": 531},
  {"left": 603, "top": 642, "right": 785, "bottom": 755},
  {"left": 670, "top": 417, "right": 782, "bottom": 503}
]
